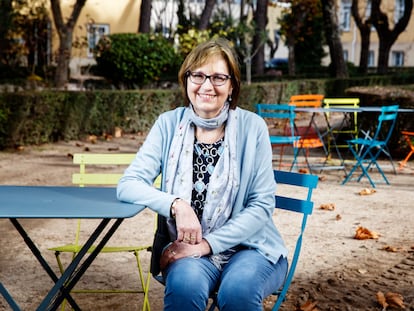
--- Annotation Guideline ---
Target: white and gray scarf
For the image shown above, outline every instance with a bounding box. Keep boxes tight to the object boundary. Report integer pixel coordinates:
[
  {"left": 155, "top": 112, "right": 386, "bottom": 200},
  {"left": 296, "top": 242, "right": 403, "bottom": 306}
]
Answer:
[{"left": 165, "top": 103, "right": 239, "bottom": 239}]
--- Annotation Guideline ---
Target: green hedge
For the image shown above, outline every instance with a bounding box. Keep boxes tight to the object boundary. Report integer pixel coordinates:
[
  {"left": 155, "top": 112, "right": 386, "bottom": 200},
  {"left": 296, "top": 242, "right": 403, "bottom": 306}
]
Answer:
[{"left": 1, "top": 76, "right": 414, "bottom": 150}]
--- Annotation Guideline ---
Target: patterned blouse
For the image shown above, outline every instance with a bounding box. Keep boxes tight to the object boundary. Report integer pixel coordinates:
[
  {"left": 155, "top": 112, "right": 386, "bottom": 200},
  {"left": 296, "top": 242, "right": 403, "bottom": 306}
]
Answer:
[{"left": 192, "top": 137, "right": 224, "bottom": 221}]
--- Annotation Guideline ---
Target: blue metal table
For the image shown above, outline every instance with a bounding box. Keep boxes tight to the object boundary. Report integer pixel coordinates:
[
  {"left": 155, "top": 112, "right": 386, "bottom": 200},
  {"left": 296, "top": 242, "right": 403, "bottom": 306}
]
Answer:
[{"left": 0, "top": 186, "right": 145, "bottom": 311}]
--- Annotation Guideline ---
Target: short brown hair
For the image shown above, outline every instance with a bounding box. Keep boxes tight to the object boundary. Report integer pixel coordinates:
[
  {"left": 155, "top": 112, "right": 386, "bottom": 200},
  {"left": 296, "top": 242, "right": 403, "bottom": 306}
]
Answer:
[{"left": 178, "top": 37, "right": 241, "bottom": 109}]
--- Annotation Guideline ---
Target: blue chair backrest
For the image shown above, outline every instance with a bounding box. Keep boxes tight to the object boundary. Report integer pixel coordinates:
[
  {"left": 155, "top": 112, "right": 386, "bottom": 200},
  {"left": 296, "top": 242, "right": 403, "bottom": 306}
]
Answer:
[
  {"left": 256, "top": 104, "right": 296, "bottom": 137},
  {"left": 271, "top": 169, "right": 318, "bottom": 310},
  {"left": 373, "top": 105, "right": 399, "bottom": 143}
]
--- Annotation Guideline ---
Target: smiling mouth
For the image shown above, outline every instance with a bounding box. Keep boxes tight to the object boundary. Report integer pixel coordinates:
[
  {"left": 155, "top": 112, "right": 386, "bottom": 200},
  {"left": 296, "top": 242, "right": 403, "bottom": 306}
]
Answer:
[{"left": 198, "top": 94, "right": 216, "bottom": 100}]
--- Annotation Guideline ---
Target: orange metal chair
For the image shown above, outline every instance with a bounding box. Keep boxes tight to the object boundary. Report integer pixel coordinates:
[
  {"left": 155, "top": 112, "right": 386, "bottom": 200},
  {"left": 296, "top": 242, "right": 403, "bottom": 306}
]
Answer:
[
  {"left": 399, "top": 131, "right": 414, "bottom": 168},
  {"left": 288, "top": 94, "right": 326, "bottom": 171}
]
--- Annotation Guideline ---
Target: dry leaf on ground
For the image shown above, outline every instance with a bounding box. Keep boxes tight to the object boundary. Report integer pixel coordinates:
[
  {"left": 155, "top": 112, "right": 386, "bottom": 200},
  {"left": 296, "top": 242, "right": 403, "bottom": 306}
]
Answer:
[
  {"left": 320, "top": 203, "right": 335, "bottom": 210},
  {"left": 381, "top": 245, "right": 405, "bottom": 253},
  {"left": 359, "top": 188, "right": 377, "bottom": 195},
  {"left": 385, "top": 292, "right": 405, "bottom": 309},
  {"left": 298, "top": 300, "right": 318, "bottom": 311},
  {"left": 376, "top": 291, "right": 388, "bottom": 309},
  {"left": 354, "top": 226, "right": 380, "bottom": 240},
  {"left": 318, "top": 175, "right": 327, "bottom": 181}
]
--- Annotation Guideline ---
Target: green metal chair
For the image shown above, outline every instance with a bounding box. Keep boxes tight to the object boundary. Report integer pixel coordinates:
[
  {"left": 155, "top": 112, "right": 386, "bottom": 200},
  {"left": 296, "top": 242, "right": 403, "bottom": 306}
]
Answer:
[
  {"left": 323, "top": 97, "right": 360, "bottom": 155},
  {"left": 48, "top": 153, "right": 152, "bottom": 311}
]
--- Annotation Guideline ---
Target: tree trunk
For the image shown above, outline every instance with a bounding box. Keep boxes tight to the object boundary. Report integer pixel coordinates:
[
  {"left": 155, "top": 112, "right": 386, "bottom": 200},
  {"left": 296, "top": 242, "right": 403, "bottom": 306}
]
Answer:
[
  {"left": 199, "top": 0, "right": 215, "bottom": 30},
  {"left": 321, "top": 0, "right": 348, "bottom": 78},
  {"left": 371, "top": 0, "right": 413, "bottom": 74},
  {"left": 287, "top": 36, "right": 296, "bottom": 76},
  {"left": 252, "top": 0, "right": 268, "bottom": 76},
  {"left": 0, "top": 0, "right": 13, "bottom": 65},
  {"left": 351, "top": 0, "right": 371, "bottom": 74},
  {"left": 50, "top": 0, "right": 86, "bottom": 88},
  {"left": 138, "top": 0, "right": 152, "bottom": 33}
]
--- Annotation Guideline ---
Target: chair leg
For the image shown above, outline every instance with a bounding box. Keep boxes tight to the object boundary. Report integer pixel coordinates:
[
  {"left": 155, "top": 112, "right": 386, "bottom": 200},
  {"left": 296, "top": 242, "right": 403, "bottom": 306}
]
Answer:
[
  {"left": 342, "top": 146, "right": 377, "bottom": 188},
  {"left": 399, "top": 133, "right": 414, "bottom": 168},
  {"left": 133, "top": 249, "right": 151, "bottom": 311}
]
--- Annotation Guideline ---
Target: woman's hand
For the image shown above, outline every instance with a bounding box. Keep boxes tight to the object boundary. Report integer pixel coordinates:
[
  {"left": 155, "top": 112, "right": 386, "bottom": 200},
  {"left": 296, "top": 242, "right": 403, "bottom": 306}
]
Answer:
[
  {"left": 173, "top": 199, "right": 202, "bottom": 244},
  {"left": 160, "top": 240, "right": 211, "bottom": 270}
]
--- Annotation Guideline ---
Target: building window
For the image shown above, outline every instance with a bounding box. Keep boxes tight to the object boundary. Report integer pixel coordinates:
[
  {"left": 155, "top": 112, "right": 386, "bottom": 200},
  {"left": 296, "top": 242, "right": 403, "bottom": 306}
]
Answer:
[
  {"left": 368, "top": 50, "right": 375, "bottom": 67},
  {"left": 340, "top": 0, "right": 352, "bottom": 31},
  {"left": 343, "top": 50, "right": 348, "bottom": 62},
  {"left": 87, "top": 24, "right": 110, "bottom": 58},
  {"left": 392, "top": 51, "right": 404, "bottom": 66},
  {"left": 395, "top": 0, "right": 405, "bottom": 23}
]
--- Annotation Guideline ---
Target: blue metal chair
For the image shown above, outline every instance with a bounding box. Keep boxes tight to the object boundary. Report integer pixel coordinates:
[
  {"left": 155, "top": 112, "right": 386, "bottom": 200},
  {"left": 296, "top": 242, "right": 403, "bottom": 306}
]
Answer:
[
  {"left": 207, "top": 169, "right": 318, "bottom": 310},
  {"left": 256, "top": 104, "right": 300, "bottom": 170},
  {"left": 342, "top": 105, "right": 399, "bottom": 188}
]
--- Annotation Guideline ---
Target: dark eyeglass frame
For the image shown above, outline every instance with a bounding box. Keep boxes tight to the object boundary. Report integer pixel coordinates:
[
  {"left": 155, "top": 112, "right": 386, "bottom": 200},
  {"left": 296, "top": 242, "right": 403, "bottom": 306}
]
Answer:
[{"left": 186, "top": 71, "right": 231, "bottom": 86}]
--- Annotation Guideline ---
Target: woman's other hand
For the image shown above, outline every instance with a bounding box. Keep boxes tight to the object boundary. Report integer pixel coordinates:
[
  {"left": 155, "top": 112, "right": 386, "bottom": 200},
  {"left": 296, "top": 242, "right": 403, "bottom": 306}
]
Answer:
[
  {"left": 173, "top": 199, "right": 202, "bottom": 244},
  {"left": 160, "top": 240, "right": 211, "bottom": 270}
]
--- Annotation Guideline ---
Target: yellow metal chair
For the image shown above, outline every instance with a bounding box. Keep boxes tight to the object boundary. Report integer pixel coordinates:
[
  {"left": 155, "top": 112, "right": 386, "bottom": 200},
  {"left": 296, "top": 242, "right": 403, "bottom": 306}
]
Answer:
[
  {"left": 323, "top": 98, "right": 360, "bottom": 155},
  {"left": 49, "top": 153, "right": 152, "bottom": 311}
]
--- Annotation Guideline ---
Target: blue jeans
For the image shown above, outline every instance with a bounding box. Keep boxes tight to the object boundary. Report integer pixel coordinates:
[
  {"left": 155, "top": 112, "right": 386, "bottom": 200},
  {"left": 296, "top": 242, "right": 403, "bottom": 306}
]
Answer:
[{"left": 163, "top": 249, "right": 288, "bottom": 311}]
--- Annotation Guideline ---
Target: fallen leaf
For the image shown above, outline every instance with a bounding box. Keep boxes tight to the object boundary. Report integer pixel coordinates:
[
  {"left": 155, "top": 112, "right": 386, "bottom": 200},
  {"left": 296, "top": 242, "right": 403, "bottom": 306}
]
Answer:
[
  {"left": 354, "top": 226, "right": 380, "bottom": 240},
  {"left": 359, "top": 188, "right": 376, "bottom": 195},
  {"left": 381, "top": 245, "right": 399, "bottom": 252},
  {"left": 320, "top": 203, "right": 335, "bottom": 211},
  {"left": 376, "top": 291, "right": 388, "bottom": 309},
  {"left": 299, "top": 300, "right": 318, "bottom": 311},
  {"left": 358, "top": 268, "right": 368, "bottom": 274},
  {"left": 114, "top": 127, "right": 123, "bottom": 138},
  {"left": 385, "top": 292, "right": 405, "bottom": 309},
  {"left": 335, "top": 214, "right": 342, "bottom": 220},
  {"left": 318, "top": 175, "right": 327, "bottom": 182},
  {"left": 88, "top": 135, "right": 97, "bottom": 144}
]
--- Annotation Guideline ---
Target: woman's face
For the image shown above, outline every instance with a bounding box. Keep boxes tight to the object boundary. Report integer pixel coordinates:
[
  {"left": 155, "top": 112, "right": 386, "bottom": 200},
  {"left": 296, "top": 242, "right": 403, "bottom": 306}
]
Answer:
[{"left": 186, "top": 55, "right": 233, "bottom": 119}]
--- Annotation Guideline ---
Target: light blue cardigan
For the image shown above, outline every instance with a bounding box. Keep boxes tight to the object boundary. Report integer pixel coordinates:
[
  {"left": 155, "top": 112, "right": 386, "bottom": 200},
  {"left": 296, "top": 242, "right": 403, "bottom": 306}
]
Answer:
[{"left": 117, "top": 106, "right": 288, "bottom": 264}]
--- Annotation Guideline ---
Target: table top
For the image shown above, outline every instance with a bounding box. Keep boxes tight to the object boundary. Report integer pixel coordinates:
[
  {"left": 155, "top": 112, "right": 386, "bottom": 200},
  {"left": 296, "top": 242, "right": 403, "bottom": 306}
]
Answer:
[
  {"left": 0, "top": 186, "right": 145, "bottom": 218},
  {"left": 294, "top": 106, "right": 414, "bottom": 113}
]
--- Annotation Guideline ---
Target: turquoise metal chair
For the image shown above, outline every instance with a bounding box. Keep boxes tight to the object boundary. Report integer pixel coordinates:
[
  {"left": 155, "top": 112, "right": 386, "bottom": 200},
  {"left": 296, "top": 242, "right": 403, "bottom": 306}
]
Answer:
[
  {"left": 256, "top": 104, "right": 300, "bottom": 170},
  {"left": 342, "top": 105, "right": 399, "bottom": 188},
  {"left": 208, "top": 169, "right": 318, "bottom": 310}
]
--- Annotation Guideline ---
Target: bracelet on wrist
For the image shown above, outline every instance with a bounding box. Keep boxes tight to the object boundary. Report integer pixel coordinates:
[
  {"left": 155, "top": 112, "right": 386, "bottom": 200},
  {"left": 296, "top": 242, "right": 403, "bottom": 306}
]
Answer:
[{"left": 170, "top": 198, "right": 182, "bottom": 218}]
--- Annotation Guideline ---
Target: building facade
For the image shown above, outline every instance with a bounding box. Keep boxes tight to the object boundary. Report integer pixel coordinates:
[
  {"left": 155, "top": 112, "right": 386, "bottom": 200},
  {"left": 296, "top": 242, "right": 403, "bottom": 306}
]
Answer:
[{"left": 51, "top": 0, "right": 414, "bottom": 77}]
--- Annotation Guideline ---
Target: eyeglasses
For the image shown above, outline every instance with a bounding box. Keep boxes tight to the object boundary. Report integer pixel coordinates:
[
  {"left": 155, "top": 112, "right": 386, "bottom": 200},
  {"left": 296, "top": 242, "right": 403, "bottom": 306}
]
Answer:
[{"left": 187, "top": 71, "right": 231, "bottom": 86}]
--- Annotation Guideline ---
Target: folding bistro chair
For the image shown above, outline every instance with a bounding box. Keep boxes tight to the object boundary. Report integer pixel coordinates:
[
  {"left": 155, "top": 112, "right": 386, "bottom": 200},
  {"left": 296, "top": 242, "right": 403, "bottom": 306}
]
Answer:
[
  {"left": 342, "top": 105, "right": 399, "bottom": 188},
  {"left": 207, "top": 170, "right": 318, "bottom": 311},
  {"left": 256, "top": 104, "right": 300, "bottom": 170},
  {"left": 323, "top": 98, "right": 360, "bottom": 155},
  {"left": 288, "top": 94, "right": 327, "bottom": 172},
  {"left": 399, "top": 130, "right": 414, "bottom": 169},
  {"left": 48, "top": 153, "right": 152, "bottom": 311}
]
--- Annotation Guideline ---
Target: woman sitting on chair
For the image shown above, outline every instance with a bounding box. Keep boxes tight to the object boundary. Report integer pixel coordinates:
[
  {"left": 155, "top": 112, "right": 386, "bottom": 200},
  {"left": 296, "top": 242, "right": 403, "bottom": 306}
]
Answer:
[{"left": 117, "top": 37, "right": 288, "bottom": 311}]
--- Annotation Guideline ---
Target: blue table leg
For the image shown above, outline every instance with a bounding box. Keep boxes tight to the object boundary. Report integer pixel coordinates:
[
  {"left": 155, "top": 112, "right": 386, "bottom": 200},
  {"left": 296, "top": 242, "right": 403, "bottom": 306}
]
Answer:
[
  {"left": 10, "top": 219, "right": 81, "bottom": 311},
  {"left": 38, "top": 218, "right": 124, "bottom": 311},
  {"left": 0, "top": 282, "right": 20, "bottom": 311}
]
